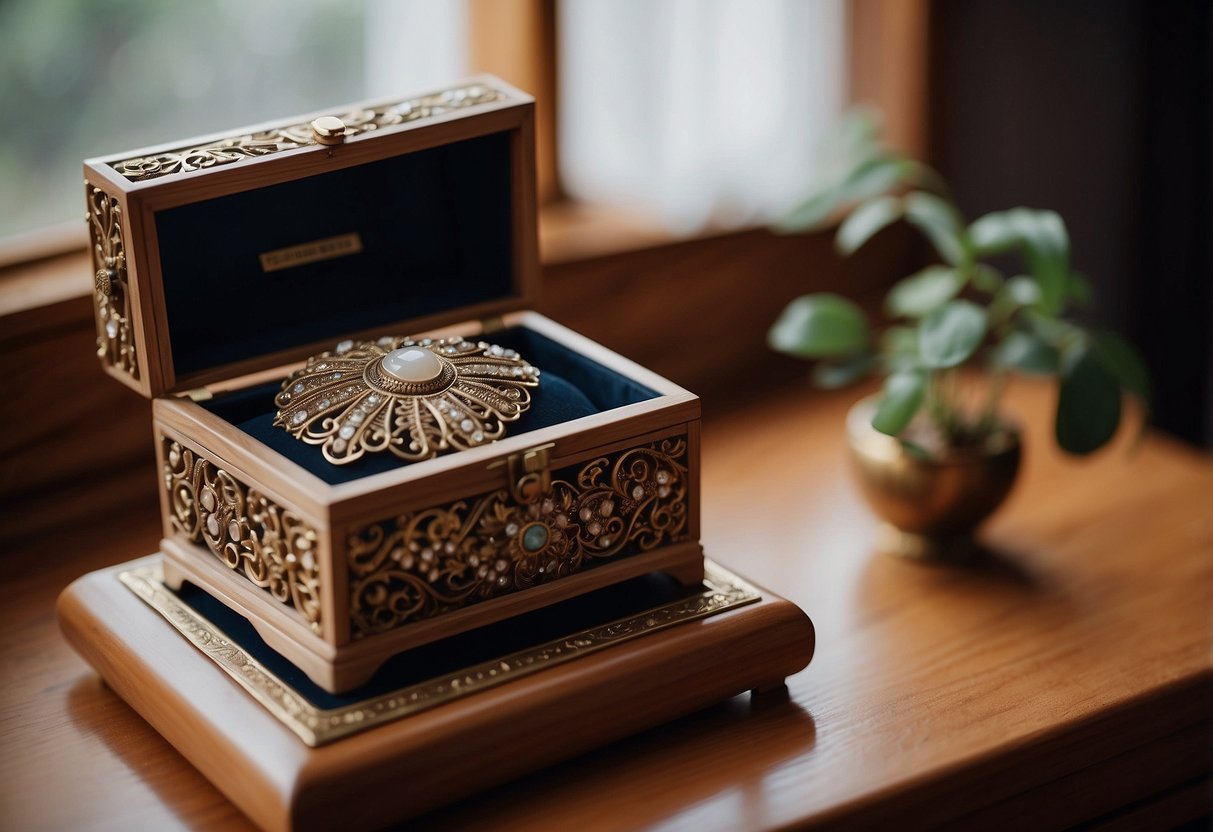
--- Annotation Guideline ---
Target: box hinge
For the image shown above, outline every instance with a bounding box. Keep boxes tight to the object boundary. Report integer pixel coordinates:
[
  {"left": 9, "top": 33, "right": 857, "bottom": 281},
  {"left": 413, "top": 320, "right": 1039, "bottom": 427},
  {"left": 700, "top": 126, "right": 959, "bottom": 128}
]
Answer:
[
  {"left": 186, "top": 387, "right": 214, "bottom": 402},
  {"left": 489, "top": 442, "right": 555, "bottom": 503},
  {"left": 480, "top": 315, "right": 506, "bottom": 335}
]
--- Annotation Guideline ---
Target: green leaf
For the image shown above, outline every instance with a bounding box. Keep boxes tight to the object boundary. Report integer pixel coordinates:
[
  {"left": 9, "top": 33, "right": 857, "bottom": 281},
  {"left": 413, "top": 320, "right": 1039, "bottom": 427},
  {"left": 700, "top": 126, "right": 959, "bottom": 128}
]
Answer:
[
  {"left": 775, "top": 155, "right": 910, "bottom": 234},
  {"left": 967, "top": 211, "right": 1018, "bottom": 253},
  {"left": 872, "top": 370, "right": 927, "bottom": 436},
  {"left": 776, "top": 110, "right": 885, "bottom": 232},
  {"left": 898, "top": 439, "right": 933, "bottom": 460},
  {"left": 971, "top": 263, "right": 1004, "bottom": 293},
  {"left": 836, "top": 155, "right": 915, "bottom": 205},
  {"left": 1093, "top": 331, "right": 1151, "bottom": 447},
  {"left": 881, "top": 324, "right": 917, "bottom": 352},
  {"left": 1068, "top": 272, "right": 1093, "bottom": 306},
  {"left": 1094, "top": 331, "right": 1151, "bottom": 408},
  {"left": 831, "top": 107, "right": 883, "bottom": 165},
  {"left": 1023, "top": 310, "right": 1078, "bottom": 348},
  {"left": 886, "top": 265, "right": 964, "bottom": 318},
  {"left": 836, "top": 195, "right": 903, "bottom": 255},
  {"left": 968, "top": 208, "right": 1070, "bottom": 314},
  {"left": 902, "top": 160, "right": 951, "bottom": 194},
  {"left": 1004, "top": 276, "right": 1042, "bottom": 306},
  {"left": 768, "top": 293, "right": 870, "bottom": 358},
  {"left": 774, "top": 186, "right": 843, "bottom": 233},
  {"left": 1057, "top": 341, "right": 1122, "bottom": 455},
  {"left": 989, "top": 275, "right": 1041, "bottom": 324},
  {"left": 994, "top": 330, "right": 1060, "bottom": 375},
  {"left": 968, "top": 208, "right": 1065, "bottom": 256},
  {"left": 880, "top": 325, "right": 919, "bottom": 371},
  {"left": 918, "top": 300, "right": 988, "bottom": 368},
  {"left": 811, "top": 351, "right": 877, "bottom": 389},
  {"left": 903, "top": 191, "right": 966, "bottom": 265}
]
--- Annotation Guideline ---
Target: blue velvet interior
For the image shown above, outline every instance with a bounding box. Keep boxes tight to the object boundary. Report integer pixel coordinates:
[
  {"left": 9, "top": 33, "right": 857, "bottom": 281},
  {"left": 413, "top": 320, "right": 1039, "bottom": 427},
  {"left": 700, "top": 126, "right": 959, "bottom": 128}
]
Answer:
[
  {"left": 173, "top": 568, "right": 703, "bottom": 708},
  {"left": 156, "top": 130, "right": 516, "bottom": 378},
  {"left": 202, "top": 325, "right": 657, "bottom": 484}
]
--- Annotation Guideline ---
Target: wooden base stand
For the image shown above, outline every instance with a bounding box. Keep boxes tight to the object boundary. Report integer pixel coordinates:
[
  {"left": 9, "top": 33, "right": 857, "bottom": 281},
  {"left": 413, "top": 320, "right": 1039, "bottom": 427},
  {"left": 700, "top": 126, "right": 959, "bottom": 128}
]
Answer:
[{"left": 58, "top": 554, "right": 814, "bottom": 831}]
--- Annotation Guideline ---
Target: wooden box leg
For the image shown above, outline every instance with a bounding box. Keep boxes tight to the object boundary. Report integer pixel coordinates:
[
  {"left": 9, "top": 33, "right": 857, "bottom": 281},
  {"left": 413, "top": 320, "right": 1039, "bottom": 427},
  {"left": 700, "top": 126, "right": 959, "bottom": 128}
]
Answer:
[
  {"left": 664, "top": 543, "right": 707, "bottom": 587},
  {"left": 750, "top": 681, "right": 790, "bottom": 709}
]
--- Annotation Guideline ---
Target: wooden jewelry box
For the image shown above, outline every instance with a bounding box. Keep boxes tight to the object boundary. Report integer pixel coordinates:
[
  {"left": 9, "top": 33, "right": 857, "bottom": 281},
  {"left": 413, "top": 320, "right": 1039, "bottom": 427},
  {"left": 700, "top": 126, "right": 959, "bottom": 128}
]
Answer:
[{"left": 83, "top": 76, "right": 704, "bottom": 693}]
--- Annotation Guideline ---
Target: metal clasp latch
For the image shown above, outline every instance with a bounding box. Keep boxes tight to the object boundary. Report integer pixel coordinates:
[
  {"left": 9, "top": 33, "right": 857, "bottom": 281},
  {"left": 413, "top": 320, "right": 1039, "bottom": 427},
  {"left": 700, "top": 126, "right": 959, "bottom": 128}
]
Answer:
[
  {"left": 310, "top": 116, "right": 348, "bottom": 146},
  {"left": 489, "top": 442, "right": 555, "bottom": 504}
]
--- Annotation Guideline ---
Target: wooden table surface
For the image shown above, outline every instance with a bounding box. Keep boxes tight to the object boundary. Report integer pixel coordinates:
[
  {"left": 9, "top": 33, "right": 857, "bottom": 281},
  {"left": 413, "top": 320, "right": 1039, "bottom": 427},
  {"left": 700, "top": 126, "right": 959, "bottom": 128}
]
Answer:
[{"left": 2, "top": 379, "right": 1210, "bottom": 830}]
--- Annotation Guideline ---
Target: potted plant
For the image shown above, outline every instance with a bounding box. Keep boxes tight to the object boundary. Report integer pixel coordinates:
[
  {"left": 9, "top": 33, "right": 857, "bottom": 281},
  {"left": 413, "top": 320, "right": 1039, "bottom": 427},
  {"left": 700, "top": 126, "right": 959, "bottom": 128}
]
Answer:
[{"left": 769, "top": 111, "right": 1150, "bottom": 559}]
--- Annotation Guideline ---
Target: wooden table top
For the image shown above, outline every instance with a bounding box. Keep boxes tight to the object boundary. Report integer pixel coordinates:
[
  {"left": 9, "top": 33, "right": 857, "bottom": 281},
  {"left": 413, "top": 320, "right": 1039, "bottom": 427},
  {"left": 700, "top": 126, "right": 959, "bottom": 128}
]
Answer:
[{"left": 2, "top": 379, "right": 1210, "bottom": 830}]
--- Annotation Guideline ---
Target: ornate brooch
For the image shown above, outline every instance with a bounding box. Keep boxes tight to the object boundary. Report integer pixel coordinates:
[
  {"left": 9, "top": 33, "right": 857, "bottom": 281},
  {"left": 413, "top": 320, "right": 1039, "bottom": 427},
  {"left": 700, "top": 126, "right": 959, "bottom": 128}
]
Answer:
[{"left": 274, "top": 336, "right": 539, "bottom": 465}]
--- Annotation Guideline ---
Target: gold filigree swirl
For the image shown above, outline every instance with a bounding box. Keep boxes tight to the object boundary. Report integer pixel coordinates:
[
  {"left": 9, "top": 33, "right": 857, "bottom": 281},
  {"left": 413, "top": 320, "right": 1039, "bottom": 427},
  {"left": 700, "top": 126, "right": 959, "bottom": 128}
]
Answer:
[
  {"left": 86, "top": 185, "right": 139, "bottom": 379},
  {"left": 274, "top": 336, "right": 539, "bottom": 466},
  {"left": 111, "top": 83, "right": 502, "bottom": 182},
  {"left": 347, "top": 437, "right": 691, "bottom": 638},
  {"left": 162, "top": 438, "right": 322, "bottom": 633}
]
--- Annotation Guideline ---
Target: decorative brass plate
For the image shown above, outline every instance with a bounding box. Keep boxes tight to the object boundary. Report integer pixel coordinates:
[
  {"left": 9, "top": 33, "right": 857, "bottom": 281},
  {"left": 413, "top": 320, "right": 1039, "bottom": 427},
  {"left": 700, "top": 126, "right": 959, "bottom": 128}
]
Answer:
[{"left": 119, "top": 560, "right": 759, "bottom": 747}]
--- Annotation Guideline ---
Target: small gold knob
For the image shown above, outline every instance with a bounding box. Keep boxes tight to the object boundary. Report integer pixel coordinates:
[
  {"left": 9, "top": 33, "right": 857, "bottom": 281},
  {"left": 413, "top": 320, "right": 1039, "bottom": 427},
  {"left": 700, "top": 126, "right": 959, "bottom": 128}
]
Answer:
[{"left": 311, "top": 116, "right": 348, "bottom": 146}]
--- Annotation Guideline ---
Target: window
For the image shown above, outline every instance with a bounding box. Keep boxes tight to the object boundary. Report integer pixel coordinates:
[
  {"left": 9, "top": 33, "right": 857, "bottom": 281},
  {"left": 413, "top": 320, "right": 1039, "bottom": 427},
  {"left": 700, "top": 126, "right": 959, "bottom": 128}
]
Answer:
[
  {"left": 0, "top": 1, "right": 471, "bottom": 245},
  {"left": 558, "top": 0, "right": 846, "bottom": 233},
  {"left": 1, "top": 0, "right": 371, "bottom": 242},
  {"left": 1, "top": 0, "right": 848, "bottom": 248}
]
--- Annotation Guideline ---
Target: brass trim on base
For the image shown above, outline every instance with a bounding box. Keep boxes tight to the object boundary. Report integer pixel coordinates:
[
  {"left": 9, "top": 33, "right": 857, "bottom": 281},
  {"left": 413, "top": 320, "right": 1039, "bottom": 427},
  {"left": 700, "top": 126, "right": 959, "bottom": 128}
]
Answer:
[{"left": 118, "top": 559, "right": 759, "bottom": 747}]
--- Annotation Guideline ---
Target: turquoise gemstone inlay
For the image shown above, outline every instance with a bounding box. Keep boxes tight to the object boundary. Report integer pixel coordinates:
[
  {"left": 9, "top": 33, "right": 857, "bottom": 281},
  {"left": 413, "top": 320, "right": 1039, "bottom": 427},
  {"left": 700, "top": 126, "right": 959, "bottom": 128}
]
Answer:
[{"left": 522, "top": 523, "right": 549, "bottom": 552}]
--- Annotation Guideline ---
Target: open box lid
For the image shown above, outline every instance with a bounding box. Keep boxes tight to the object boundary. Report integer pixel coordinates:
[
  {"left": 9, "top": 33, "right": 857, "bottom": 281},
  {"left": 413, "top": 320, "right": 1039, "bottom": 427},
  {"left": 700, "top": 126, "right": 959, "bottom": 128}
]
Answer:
[{"left": 83, "top": 75, "right": 538, "bottom": 398}]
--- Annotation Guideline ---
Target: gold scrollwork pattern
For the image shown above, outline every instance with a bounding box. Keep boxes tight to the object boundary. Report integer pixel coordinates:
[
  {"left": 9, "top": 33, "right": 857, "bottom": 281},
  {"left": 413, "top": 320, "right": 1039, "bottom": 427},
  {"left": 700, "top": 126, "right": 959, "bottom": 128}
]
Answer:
[
  {"left": 162, "top": 438, "right": 323, "bottom": 633},
  {"left": 347, "top": 437, "right": 692, "bottom": 638},
  {"left": 111, "top": 82, "right": 503, "bottom": 182},
  {"left": 87, "top": 185, "right": 138, "bottom": 379},
  {"left": 120, "top": 559, "right": 758, "bottom": 746}
]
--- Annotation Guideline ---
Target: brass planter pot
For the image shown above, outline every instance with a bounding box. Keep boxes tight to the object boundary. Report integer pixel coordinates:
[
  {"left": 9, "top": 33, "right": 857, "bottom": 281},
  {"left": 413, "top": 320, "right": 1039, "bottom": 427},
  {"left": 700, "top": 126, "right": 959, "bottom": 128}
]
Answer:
[{"left": 846, "top": 398, "right": 1021, "bottom": 560}]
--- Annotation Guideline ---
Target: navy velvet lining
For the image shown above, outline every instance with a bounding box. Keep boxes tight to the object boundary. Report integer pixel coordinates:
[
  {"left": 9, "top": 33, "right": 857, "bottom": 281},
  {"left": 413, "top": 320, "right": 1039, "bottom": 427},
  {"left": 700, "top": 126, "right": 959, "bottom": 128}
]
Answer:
[
  {"left": 174, "top": 569, "right": 702, "bottom": 709},
  {"left": 156, "top": 131, "right": 516, "bottom": 378},
  {"left": 202, "top": 325, "right": 657, "bottom": 484}
]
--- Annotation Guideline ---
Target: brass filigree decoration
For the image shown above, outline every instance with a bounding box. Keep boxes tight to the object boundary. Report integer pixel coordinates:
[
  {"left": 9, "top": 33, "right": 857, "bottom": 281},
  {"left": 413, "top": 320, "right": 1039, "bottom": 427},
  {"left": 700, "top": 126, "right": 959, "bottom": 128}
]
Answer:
[
  {"left": 274, "top": 336, "right": 539, "bottom": 465},
  {"left": 348, "top": 437, "right": 691, "bottom": 638},
  {"left": 120, "top": 558, "right": 758, "bottom": 746},
  {"left": 86, "top": 185, "right": 139, "bottom": 379},
  {"left": 111, "top": 82, "right": 503, "bottom": 182},
  {"left": 162, "top": 438, "right": 322, "bottom": 633}
]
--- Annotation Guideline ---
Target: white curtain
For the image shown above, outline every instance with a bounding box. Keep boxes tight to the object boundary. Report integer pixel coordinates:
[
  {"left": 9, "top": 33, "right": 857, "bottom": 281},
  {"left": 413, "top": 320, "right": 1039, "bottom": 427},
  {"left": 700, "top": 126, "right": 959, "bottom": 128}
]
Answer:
[
  {"left": 558, "top": 0, "right": 846, "bottom": 234},
  {"left": 364, "top": 0, "right": 469, "bottom": 99}
]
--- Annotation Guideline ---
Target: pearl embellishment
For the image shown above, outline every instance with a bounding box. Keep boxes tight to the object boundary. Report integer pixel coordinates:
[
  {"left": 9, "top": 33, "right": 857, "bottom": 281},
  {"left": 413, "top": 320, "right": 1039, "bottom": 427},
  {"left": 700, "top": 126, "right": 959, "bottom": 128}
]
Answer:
[{"left": 381, "top": 347, "right": 442, "bottom": 383}]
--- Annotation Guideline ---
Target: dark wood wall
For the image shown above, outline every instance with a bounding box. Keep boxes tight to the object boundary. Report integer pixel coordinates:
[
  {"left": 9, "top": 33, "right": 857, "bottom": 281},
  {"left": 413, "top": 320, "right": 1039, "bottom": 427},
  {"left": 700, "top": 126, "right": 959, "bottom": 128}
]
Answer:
[{"left": 932, "top": 0, "right": 1213, "bottom": 447}]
